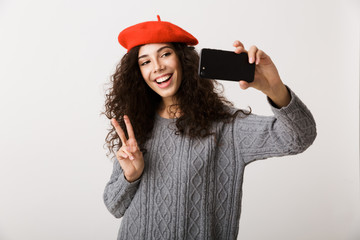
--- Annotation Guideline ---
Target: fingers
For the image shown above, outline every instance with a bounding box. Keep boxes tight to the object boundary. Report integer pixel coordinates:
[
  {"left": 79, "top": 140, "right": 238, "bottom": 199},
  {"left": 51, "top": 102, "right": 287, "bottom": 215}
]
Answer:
[
  {"left": 234, "top": 41, "right": 266, "bottom": 65},
  {"left": 248, "top": 45, "right": 258, "bottom": 64},
  {"left": 256, "top": 49, "right": 267, "bottom": 65},
  {"left": 111, "top": 118, "right": 127, "bottom": 146},
  {"left": 116, "top": 148, "right": 128, "bottom": 160},
  {"left": 123, "top": 115, "right": 136, "bottom": 140},
  {"left": 233, "top": 40, "right": 244, "bottom": 48},
  {"left": 116, "top": 149, "right": 137, "bottom": 179},
  {"left": 233, "top": 40, "right": 247, "bottom": 54},
  {"left": 111, "top": 117, "right": 136, "bottom": 160},
  {"left": 239, "top": 80, "right": 250, "bottom": 90},
  {"left": 248, "top": 45, "right": 268, "bottom": 65},
  {"left": 116, "top": 145, "right": 135, "bottom": 161}
]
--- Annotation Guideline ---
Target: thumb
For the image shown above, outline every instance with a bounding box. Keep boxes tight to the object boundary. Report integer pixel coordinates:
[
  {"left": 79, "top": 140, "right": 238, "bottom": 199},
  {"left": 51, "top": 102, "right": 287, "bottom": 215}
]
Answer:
[{"left": 239, "top": 80, "right": 250, "bottom": 90}]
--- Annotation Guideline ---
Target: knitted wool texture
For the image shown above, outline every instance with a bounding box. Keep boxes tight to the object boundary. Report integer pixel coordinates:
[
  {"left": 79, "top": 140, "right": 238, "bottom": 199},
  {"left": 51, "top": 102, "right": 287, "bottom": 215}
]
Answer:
[{"left": 103, "top": 89, "right": 317, "bottom": 240}]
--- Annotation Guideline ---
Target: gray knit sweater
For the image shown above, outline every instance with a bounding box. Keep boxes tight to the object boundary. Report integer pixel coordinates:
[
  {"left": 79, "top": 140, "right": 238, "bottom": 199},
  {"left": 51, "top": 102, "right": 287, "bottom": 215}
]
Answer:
[{"left": 103, "top": 89, "right": 316, "bottom": 240}]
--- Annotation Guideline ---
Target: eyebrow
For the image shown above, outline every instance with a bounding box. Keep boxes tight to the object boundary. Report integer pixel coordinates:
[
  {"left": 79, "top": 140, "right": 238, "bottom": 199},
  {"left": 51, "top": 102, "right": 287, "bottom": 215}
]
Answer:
[{"left": 138, "top": 46, "right": 173, "bottom": 60}]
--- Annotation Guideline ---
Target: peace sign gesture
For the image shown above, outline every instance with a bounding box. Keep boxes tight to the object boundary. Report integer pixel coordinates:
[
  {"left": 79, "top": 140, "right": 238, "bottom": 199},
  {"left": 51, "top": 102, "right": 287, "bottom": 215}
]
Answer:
[{"left": 111, "top": 115, "right": 144, "bottom": 182}]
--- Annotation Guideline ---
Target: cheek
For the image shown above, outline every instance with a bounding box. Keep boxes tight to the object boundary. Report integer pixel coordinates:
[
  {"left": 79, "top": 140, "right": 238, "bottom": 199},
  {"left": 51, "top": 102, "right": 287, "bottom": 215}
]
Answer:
[
  {"left": 139, "top": 68, "right": 154, "bottom": 90},
  {"left": 139, "top": 67, "right": 149, "bottom": 81}
]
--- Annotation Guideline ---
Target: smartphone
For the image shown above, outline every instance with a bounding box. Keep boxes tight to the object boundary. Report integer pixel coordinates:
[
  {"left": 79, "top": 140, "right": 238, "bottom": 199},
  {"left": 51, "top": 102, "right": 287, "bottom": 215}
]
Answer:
[{"left": 199, "top": 48, "right": 255, "bottom": 82}]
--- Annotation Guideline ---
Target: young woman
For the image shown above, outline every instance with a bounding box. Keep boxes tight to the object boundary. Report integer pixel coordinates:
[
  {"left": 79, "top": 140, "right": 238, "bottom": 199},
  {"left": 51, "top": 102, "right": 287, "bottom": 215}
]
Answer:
[{"left": 103, "top": 16, "right": 316, "bottom": 240}]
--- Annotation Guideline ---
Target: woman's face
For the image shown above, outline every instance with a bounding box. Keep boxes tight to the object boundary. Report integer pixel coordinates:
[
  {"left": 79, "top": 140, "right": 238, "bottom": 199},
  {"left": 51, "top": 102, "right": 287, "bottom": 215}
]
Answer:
[{"left": 138, "top": 43, "right": 182, "bottom": 102}]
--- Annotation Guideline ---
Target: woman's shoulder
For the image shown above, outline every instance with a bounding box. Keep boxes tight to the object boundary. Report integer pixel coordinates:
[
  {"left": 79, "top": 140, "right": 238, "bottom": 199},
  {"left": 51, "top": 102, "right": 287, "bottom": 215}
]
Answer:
[{"left": 210, "top": 105, "right": 252, "bottom": 132}]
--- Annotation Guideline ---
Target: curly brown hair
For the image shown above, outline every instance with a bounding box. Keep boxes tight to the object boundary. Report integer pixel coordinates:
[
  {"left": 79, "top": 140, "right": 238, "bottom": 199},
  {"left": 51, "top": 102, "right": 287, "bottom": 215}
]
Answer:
[{"left": 102, "top": 42, "right": 250, "bottom": 158}]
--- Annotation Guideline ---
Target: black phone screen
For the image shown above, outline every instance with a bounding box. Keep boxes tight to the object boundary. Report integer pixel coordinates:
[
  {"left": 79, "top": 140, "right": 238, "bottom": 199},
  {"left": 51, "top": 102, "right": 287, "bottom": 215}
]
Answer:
[{"left": 199, "top": 48, "right": 255, "bottom": 82}]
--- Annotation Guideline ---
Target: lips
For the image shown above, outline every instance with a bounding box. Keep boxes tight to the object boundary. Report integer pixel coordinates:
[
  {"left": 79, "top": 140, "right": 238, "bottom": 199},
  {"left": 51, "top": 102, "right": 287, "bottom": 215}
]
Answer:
[
  {"left": 154, "top": 73, "right": 173, "bottom": 89},
  {"left": 155, "top": 74, "right": 172, "bottom": 83}
]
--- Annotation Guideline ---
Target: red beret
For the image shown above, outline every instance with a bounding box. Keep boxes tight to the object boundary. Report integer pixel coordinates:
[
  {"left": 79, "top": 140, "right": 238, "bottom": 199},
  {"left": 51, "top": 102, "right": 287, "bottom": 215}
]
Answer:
[{"left": 118, "top": 15, "right": 198, "bottom": 52}]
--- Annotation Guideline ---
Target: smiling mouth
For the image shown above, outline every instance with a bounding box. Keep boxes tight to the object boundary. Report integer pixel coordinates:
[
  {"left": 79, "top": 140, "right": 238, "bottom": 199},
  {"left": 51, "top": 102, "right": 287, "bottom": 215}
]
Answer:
[{"left": 155, "top": 74, "right": 172, "bottom": 84}]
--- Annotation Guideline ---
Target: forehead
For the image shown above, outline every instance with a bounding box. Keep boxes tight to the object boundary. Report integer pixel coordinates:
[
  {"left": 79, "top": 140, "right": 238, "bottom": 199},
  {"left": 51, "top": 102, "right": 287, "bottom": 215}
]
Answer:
[{"left": 138, "top": 43, "right": 173, "bottom": 56}]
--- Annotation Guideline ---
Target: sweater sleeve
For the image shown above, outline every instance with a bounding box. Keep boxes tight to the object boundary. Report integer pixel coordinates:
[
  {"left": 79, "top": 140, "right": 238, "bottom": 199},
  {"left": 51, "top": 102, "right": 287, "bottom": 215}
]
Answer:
[
  {"left": 233, "top": 88, "right": 317, "bottom": 164},
  {"left": 103, "top": 159, "right": 141, "bottom": 218}
]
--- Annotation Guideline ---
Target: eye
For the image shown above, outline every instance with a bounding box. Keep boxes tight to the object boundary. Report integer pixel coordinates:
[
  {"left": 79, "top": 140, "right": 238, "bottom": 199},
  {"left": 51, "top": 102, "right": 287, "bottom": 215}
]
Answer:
[
  {"left": 140, "top": 60, "right": 150, "bottom": 66},
  {"left": 161, "top": 52, "right": 171, "bottom": 58}
]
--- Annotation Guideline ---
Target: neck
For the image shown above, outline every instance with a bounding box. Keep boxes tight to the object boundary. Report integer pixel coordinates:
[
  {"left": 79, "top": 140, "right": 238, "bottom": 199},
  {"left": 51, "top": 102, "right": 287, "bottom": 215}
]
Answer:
[{"left": 158, "top": 97, "right": 182, "bottom": 119}]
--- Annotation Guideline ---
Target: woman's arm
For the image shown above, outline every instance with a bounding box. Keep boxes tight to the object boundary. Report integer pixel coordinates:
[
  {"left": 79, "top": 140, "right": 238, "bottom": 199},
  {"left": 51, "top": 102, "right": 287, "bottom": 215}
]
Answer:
[
  {"left": 232, "top": 40, "right": 316, "bottom": 163},
  {"left": 233, "top": 88, "right": 317, "bottom": 164},
  {"left": 103, "top": 115, "right": 144, "bottom": 218},
  {"left": 103, "top": 160, "right": 141, "bottom": 218}
]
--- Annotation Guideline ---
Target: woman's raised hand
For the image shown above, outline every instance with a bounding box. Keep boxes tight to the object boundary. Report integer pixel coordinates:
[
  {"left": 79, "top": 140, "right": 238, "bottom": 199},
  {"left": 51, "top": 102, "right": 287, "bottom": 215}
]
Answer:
[
  {"left": 233, "top": 40, "right": 291, "bottom": 108},
  {"left": 111, "top": 115, "right": 144, "bottom": 182}
]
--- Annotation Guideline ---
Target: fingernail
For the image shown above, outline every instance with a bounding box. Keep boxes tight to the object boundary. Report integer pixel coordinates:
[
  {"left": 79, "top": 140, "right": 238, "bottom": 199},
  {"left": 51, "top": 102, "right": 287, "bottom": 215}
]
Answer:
[
  {"left": 249, "top": 57, "right": 254, "bottom": 64},
  {"left": 130, "top": 156, "right": 134, "bottom": 160}
]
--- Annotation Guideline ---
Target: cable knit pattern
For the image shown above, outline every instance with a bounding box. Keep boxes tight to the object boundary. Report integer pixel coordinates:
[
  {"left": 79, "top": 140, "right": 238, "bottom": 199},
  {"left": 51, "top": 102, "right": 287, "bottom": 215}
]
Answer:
[{"left": 103, "top": 89, "right": 317, "bottom": 240}]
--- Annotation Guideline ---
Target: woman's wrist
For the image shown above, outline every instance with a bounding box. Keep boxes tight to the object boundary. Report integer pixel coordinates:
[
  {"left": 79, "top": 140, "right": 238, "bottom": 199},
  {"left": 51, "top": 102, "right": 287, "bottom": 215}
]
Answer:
[{"left": 266, "top": 84, "right": 291, "bottom": 108}]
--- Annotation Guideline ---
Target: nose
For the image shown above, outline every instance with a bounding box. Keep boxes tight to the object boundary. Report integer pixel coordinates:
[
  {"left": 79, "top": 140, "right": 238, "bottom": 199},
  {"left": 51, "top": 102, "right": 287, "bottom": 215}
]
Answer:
[{"left": 153, "top": 59, "right": 164, "bottom": 73}]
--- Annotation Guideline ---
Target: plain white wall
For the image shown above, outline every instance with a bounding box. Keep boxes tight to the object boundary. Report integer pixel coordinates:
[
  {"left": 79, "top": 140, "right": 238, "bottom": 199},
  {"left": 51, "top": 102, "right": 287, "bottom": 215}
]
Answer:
[{"left": 0, "top": 0, "right": 359, "bottom": 239}]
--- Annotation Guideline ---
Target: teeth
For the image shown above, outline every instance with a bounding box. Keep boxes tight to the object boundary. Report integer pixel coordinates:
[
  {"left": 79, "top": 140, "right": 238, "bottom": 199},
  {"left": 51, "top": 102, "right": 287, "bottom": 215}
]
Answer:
[{"left": 156, "top": 75, "right": 171, "bottom": 83}]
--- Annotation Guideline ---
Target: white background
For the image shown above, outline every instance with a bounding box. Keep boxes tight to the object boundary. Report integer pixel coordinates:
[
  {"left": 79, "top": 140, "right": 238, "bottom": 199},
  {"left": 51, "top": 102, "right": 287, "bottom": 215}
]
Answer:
[{"left": 0, "top": 0, "right": 359, "bottom": 239}]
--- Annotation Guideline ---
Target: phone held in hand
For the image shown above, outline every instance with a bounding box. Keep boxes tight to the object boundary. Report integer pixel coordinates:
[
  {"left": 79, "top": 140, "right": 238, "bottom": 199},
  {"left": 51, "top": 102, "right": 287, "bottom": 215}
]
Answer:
[{"left": 199, "top": 48, "right": 255, "bottom": 83}]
